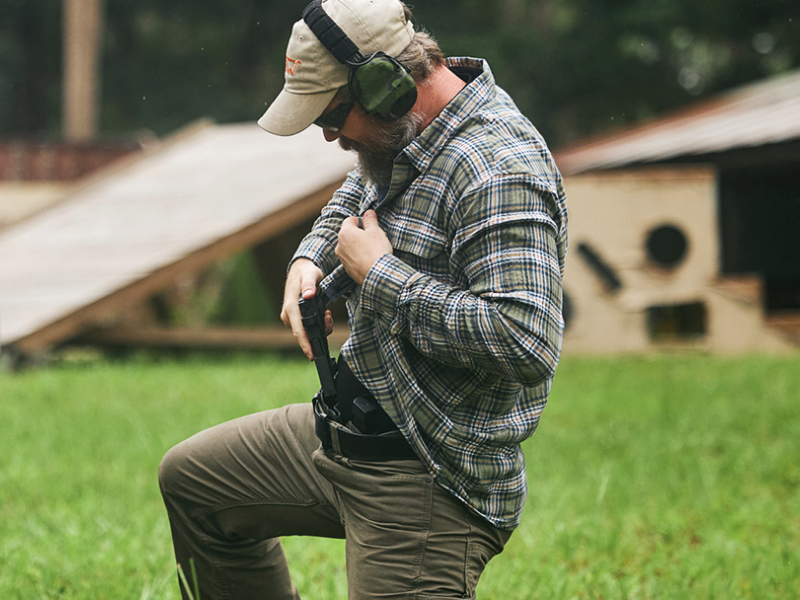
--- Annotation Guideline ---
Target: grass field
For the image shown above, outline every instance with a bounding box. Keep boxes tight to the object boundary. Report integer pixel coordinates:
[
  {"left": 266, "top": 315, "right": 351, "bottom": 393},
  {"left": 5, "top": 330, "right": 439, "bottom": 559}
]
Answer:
[{"left": 1, "top": 353, "right": 798, "bottom": 599}]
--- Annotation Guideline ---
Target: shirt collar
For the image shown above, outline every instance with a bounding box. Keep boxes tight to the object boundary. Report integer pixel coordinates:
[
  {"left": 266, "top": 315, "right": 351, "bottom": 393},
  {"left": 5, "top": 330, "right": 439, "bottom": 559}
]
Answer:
[
  {"left": 362, "top": 58, "right": 496, "bottom": 211},
  {"left": 401, "top": 57, "right": 497, "bottom": 174}
]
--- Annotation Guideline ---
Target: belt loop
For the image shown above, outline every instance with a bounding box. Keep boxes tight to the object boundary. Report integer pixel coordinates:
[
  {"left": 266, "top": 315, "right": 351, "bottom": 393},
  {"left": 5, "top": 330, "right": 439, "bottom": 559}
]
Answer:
[{"left": 330, "top": 423, "right": 343, "bottom": 455}]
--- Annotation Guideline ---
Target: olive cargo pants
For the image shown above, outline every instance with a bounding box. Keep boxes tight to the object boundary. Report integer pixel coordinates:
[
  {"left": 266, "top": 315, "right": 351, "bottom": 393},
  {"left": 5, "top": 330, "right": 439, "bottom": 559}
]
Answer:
[{"left": 159, "top": 403, "right": 511, "bottom": 599}]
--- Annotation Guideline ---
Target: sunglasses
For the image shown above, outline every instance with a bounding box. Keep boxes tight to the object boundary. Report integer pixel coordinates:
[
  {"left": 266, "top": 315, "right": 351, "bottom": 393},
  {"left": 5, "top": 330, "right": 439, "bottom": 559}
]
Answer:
[{"left": 313, "top": 101, "right": 355, "bottom": 132}]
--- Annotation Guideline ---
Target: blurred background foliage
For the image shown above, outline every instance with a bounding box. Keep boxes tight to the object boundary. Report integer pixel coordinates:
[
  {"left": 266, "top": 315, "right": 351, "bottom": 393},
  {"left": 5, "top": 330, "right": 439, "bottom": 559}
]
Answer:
[{"left": 1, "top": 0, "right": 799, "bottom": 148}]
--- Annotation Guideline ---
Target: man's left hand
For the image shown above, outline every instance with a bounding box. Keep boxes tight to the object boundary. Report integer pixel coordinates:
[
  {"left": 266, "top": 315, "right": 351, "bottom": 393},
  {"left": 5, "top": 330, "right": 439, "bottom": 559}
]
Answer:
[{"left": 336, "top": 209, "right": 393, "bottom": 285}]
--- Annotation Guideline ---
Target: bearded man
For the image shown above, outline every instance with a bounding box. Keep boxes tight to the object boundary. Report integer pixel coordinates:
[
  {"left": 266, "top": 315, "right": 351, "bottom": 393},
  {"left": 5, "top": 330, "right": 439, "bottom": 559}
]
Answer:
[{"left": 159, "top": 0, "right": 567, "bottom": 598}]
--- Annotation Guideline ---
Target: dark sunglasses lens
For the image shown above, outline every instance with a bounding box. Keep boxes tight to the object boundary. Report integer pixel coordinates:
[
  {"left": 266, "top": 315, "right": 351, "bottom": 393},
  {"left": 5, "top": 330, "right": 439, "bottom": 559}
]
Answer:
[{"left": 314, "top": 102, "right": 353, "bottom": 131}]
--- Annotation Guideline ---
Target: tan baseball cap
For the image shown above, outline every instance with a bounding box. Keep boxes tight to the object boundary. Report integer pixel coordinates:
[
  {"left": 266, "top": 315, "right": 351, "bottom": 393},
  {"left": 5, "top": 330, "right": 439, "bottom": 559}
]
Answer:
[{"left": 258, "top": 0, "right": 415, "bottom": 136}]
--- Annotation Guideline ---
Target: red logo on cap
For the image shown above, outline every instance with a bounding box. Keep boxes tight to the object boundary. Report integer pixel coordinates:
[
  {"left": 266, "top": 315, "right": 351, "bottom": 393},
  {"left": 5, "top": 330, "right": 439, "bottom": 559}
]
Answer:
[{"left": 285, "top": 56, "right": 302, "bottom": 76}]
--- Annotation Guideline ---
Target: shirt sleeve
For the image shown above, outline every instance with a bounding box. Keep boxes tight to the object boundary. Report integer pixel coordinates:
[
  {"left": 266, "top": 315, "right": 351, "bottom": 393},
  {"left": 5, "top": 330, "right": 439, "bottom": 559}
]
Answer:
[
  {"left": 290, "top": 167, "right": 365, "bottom": 275},
  {"left": 358, "top": 174, "right": 565, "bottom": 388}
]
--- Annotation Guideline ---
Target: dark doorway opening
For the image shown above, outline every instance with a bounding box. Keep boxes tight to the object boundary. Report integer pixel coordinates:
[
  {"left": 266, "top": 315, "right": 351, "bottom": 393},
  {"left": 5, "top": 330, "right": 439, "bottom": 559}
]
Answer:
[{"left": 719, "top": 163, "right": 800, "bottom": 311}]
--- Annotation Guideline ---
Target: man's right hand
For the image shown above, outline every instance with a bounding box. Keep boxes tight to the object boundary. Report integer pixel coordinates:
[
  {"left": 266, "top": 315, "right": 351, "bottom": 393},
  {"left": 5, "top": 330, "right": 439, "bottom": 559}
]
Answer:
[{"left": 281, "top": 258, "right": 332, "bottom": 360}]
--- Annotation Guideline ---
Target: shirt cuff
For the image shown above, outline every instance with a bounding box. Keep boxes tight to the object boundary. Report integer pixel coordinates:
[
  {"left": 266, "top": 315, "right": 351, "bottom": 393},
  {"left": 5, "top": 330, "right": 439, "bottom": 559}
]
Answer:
[
  {"left": 290, "top": 235, "right": 338, "bottom": 274},
  {"left": 359, "top": 254, "right": 419, "bottom": 324}
]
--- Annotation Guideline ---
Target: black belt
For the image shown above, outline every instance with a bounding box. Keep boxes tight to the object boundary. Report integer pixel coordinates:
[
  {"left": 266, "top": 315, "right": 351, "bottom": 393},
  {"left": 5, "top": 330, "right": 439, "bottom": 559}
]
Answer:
[{"left": 313, "top": 395, "right": 418, "bottom": 461}]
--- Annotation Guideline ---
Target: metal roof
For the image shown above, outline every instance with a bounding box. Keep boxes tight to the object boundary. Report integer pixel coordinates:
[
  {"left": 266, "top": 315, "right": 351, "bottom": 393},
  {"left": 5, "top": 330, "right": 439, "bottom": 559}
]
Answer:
[
  {"left": 0, "top": 122, "right": 355, "bottom": 350},
  {"left": 554, "top": 68, "right": 800, "bottom": 175}
]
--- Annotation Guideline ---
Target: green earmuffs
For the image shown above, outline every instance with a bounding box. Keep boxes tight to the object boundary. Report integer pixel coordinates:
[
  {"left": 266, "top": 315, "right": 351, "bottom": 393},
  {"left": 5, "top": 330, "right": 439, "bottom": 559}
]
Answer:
[{"left": 302, "top": 0, "right": 418, "bottom": 121}]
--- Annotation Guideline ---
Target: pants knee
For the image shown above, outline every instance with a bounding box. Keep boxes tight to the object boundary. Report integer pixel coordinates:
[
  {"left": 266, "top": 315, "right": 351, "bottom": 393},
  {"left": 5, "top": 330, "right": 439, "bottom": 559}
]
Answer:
[{"left": 158, "top": 441, "right": 190, "bottom": 498}]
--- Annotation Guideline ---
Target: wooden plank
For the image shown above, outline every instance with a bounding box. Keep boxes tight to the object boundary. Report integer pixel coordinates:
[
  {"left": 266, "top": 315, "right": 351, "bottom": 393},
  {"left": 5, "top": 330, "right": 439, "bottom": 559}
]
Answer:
[
  {"left": 77, "top": 325, "right": 351, "bottom": 350},
  {"left": 766, "top": 313, "right": 800, "bottom": 343},
  {"left": 12, "top": 178, "right": 345, "bottom": 353},
  {"left": 711, "top": 275, "right": 763, "bottom": 306}
]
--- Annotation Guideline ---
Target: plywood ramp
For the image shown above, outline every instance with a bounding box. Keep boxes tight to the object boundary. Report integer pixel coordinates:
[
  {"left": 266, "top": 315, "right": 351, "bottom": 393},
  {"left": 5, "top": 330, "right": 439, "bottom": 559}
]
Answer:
[{"left": 0, "top": 123, "right": 356, "bottom": 354}]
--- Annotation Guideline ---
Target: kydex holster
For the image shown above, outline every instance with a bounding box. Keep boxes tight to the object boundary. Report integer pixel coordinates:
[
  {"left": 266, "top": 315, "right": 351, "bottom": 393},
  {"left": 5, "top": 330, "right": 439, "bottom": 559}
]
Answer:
[{"left": 299, "top": 292, "right": 399, "bottom": 443}]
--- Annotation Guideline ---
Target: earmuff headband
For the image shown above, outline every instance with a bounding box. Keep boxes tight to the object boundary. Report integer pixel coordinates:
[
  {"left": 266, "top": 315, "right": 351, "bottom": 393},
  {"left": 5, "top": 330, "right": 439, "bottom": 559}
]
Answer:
[{"left": 302, "top": 0, "right": 364, "bottom": 69}]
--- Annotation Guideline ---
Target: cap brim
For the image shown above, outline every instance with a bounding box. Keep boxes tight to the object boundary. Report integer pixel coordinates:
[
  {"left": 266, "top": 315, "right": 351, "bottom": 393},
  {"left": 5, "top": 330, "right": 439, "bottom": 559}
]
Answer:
[{"left": 257, "top": 88, "right": 338, "bottom": 136}]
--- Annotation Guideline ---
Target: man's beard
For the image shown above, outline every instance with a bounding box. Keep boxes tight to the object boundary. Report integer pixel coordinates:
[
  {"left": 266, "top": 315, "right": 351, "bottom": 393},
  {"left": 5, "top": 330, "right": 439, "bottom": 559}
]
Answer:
[{"left": 339, "top": 111, "right": 422, "bottom": 188}]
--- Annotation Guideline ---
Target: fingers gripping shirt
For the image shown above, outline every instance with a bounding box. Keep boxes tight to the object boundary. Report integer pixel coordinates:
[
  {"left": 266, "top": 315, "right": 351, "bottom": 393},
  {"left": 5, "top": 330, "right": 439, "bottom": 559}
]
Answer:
[{"left": 291, "top": 57, "right": 568, "bottom": 530}]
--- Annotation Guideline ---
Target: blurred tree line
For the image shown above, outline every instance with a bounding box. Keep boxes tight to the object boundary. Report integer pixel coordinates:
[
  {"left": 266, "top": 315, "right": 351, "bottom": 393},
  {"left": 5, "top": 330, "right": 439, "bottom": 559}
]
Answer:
[{"left": 1, "top": 0, "right": 798, "bottom": 148}]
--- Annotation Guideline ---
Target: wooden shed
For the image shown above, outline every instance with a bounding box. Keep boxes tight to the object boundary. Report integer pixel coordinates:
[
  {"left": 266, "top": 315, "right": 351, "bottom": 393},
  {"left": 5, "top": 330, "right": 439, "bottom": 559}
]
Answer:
[{"left": 555, "top": 69, "right": 800, "bottom": 353}]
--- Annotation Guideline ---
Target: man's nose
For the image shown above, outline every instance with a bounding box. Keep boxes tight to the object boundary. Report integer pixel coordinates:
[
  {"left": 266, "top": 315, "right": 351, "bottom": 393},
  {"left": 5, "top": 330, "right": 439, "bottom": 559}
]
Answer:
[{"left": 323, "top": 129, "right": 340, "bottom": 143}]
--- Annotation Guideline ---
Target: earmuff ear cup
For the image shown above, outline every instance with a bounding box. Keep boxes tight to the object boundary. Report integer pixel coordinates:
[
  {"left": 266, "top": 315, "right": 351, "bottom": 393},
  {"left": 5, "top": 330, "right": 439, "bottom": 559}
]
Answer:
[{"left": 349, "top": 53, "right": 417, "bottom": 120}]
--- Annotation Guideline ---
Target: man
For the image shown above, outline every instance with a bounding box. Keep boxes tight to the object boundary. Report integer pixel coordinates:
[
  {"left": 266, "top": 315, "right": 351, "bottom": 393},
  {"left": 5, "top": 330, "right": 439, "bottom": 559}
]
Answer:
[{"left": 158, "top": 0, "right": 567, "bottom": 598}]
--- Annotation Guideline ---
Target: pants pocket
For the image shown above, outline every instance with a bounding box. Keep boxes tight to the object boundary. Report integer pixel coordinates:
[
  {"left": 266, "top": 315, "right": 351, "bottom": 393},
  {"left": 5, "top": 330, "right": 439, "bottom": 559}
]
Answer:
[{"left": 313, "top": 450, "right": 435, "bottom": 532}]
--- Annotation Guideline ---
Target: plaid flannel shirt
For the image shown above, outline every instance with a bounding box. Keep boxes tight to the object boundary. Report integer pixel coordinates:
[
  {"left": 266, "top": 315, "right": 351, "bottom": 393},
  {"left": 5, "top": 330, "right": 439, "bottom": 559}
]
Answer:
[{"left": 292, "top": 57, "right": 568, "bottom": 530}]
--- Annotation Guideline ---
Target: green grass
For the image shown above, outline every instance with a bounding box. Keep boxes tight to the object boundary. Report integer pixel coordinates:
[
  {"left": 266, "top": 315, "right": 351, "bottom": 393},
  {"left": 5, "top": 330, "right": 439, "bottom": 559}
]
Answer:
[{"left": 0, "top": 353, "right": 798, "bottom": 599}]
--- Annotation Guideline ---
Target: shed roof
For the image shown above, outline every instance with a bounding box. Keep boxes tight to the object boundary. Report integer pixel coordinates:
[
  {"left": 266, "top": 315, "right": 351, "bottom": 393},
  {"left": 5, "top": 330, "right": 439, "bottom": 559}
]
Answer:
[
  {"left": 0, "top": 122, "right": 355, "bottom": 352},
  {"left": 555, "top": 68, "right": 800, "bottom": 175}
]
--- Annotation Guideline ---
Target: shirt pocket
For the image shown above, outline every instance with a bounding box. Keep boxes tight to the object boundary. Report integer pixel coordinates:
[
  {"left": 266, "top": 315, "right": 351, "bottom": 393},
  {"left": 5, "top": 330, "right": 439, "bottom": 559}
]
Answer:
[{"left": 385, "top": 211, "right": 448, "bottom": 258}]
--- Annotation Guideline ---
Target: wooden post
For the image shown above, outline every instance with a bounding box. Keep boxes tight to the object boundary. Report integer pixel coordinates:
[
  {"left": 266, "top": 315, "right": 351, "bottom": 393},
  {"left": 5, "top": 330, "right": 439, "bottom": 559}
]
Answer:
[{"left": 63, "top": 0, "right": 105, "bottom": 141}]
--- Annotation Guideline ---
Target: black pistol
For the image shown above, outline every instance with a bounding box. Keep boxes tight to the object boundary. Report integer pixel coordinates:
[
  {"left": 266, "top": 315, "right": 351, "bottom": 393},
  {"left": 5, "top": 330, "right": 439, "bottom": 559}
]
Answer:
[{"left": 298, "top": 292, "right": 338, "bottom": 414}]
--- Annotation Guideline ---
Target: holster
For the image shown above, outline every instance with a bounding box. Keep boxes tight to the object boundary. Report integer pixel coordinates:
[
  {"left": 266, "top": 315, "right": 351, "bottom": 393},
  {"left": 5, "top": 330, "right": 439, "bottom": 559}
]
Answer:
[{"left": 312, "top": 392, "right": 417, "bottom": 461}]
